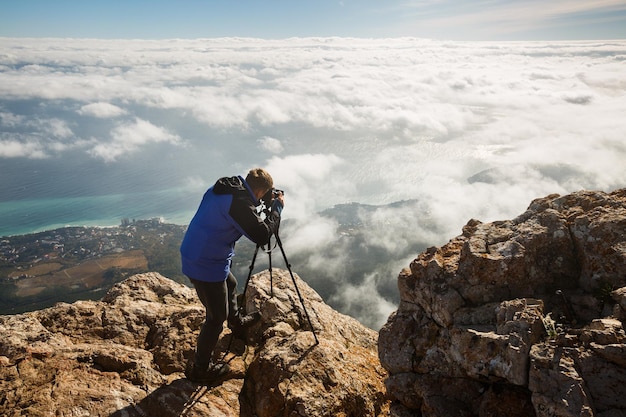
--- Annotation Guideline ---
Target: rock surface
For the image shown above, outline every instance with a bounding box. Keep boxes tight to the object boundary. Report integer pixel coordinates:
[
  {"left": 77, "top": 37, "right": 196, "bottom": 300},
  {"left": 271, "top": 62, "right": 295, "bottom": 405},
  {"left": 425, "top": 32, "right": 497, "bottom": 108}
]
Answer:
[
  {"left": 379, "top": 189, "right": 626, "bottom": 417},
  {"left": 0, "top": 270, "right": 389, "bottom": 416}
]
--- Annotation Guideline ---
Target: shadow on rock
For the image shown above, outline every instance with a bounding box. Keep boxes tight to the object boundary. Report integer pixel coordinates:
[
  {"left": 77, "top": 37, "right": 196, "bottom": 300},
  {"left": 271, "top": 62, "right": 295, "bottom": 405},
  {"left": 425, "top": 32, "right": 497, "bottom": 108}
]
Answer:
[{"left": 110, "top": 376, "right": 245, "bottom": 417}]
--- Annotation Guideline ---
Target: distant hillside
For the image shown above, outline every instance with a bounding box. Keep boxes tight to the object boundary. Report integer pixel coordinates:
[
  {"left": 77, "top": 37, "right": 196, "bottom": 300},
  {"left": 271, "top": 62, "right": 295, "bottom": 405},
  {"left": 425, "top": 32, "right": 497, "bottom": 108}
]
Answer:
[{"left": 319, "top": 200, "right": 418, "bottom": 228}]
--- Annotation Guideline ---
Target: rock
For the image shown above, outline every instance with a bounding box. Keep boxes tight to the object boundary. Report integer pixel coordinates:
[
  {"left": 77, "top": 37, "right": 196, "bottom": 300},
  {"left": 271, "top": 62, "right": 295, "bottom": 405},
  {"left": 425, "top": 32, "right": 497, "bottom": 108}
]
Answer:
[
  {"left": 240, "top": 269, "right": 388, "bottom": 417},
  {"left": 0, "top": 271, "right": 389, "bottom": 416},
  {"left": 379, "top": 188, "right": 626, "bottom": 417}
]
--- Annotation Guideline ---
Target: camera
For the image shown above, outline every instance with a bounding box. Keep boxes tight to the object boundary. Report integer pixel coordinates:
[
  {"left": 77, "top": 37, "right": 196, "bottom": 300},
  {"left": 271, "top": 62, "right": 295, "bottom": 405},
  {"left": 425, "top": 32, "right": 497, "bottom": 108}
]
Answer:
[
  {"left": 264, "top": 188, "right": 284, "bottom": 200},
  {"left": 261, "top": 188, "right": 284, "bottom": 211}
]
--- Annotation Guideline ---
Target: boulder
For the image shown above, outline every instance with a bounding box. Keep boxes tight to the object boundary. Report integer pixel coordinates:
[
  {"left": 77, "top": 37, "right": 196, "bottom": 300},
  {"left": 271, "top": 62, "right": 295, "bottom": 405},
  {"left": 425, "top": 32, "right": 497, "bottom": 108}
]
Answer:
[{"left": 379, "top": 189, "right": 626, "bottom": 417}]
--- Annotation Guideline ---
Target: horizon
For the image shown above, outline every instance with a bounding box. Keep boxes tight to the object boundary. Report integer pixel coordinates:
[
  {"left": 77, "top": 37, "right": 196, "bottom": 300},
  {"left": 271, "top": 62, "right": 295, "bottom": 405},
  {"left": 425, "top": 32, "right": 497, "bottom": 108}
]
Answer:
[{"left": 2, "top": 1, "right": 626, "bottom": 41}]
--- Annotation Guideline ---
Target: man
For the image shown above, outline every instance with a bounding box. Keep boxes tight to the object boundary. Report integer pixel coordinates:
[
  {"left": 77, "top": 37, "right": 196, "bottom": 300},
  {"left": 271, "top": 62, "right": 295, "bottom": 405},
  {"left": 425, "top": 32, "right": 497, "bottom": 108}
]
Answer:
[{"left": 180, "top": 168, "right": 284, "bottom": 383}]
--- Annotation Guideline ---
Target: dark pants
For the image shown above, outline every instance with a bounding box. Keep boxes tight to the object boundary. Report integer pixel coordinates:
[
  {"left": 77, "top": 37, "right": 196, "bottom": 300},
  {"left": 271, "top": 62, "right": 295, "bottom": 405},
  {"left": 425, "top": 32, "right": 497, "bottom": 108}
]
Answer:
[{"left": 190, "top": 272, "right": 238, "bottom": 370}]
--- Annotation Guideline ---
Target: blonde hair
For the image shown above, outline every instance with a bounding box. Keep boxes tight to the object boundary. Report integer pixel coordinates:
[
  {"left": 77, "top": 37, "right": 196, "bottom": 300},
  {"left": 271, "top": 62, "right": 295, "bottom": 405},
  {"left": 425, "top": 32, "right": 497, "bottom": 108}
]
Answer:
[{"left": 245, "top": 168, "right": 273, "bottom": 193}]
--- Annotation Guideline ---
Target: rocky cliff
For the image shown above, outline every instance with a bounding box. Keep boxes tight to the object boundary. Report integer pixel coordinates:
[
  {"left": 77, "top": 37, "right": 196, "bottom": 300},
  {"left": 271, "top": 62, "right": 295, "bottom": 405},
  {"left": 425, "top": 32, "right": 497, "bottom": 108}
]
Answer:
[
  {"left": 0, "top": 270, "right": 388, "bottom": 416},
  {"left": 379, "top": 189, "right": 626, "bottom": 417}
]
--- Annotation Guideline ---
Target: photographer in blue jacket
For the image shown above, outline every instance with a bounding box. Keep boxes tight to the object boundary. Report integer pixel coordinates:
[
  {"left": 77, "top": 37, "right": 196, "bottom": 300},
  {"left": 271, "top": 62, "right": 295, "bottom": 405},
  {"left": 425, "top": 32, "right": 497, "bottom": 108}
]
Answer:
[{"left": 180, "top": 168, "right": 284, "bottom": 383}]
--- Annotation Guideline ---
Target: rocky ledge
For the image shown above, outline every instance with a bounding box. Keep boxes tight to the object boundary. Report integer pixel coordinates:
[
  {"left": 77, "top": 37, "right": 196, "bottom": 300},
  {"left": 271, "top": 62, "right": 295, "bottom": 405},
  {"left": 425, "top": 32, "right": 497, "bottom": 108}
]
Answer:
[
  {"left": 0, "top": 270, "right": 388, "bottom": 416},
  {"left": 379, "top": 189, "right": 626, "bottom": 417}
]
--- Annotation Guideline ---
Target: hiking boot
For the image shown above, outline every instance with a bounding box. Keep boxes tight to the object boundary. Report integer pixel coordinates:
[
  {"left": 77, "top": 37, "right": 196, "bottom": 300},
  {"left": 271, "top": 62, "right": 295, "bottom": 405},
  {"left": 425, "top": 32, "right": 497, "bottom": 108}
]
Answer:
[
  {"left": 185, "top": 361, "right": 231, "bottom": 384},
  {"left": 228, "top": 311, "right": 261, "bottom": 338}
]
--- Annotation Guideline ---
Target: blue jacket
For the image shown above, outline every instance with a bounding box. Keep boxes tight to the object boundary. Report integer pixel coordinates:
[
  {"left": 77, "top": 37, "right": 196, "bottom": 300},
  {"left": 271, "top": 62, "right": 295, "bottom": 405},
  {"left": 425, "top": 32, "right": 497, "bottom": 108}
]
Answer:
[{"left": 180, "top": 175, "right": 280, "bottom": 282}]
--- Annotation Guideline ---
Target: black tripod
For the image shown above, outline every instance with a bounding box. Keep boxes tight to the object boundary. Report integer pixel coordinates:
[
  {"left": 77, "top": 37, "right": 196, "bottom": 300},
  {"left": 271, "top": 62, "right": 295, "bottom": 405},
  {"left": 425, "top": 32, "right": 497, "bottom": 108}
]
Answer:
[{"left": 240, "top": 230, "right": 319, "bottom": 346}]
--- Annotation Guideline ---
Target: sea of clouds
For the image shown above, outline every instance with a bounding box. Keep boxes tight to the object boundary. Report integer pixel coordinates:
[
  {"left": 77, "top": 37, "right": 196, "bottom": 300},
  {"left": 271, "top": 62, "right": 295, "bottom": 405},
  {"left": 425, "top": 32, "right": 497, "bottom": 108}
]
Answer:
[{"left": 1, "top": 37, "right": 625, "bottom": 328}]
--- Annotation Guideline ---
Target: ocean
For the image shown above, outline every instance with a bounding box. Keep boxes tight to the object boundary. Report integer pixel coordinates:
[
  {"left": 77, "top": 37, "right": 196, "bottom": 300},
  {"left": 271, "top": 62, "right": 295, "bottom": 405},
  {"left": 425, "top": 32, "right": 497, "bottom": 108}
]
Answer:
[
  {"left": 0, "top": 148, "right": 200, "bottom": 237},
  {"left": 0, "top": 190, "right": 196, "bottom": 237}
]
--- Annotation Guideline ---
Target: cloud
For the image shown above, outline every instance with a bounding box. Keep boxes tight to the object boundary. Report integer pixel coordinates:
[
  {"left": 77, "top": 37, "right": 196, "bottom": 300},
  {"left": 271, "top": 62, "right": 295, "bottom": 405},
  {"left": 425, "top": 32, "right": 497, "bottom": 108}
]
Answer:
[
  {"left": 40, "top": 118, "right": 73, "bottom": 139},
  {"left": 78, "top": 102, "right": 127, "bottom": 118},
  {"left": 0, "top": 136, "right": 47, "bottom": 158},
  {"left": 0, "top": 111, "right": 89, "bottom": 158},
  {"left": 329, "top": 272, "right": 398, "bottom": 330},
  {"left": 88, "top": 118, "right": 183, "bottom": 162},
  {"left": 0, "top": 111, "right": 25, "bottom": 127},
  {"left": 181, "top": 176, "right": 210, "bottom": 192},
  {"left": 264, "top": 153, "right": 355, "bottom": 216},
  {"left": 1, "top": 111, "right": 74, "bottom": 139},
  {"left": 282, "top": 215, "right": 339, "bottom": 255},
  {"left": 258, "top": 136, "right": 284, "bottom": 153}
]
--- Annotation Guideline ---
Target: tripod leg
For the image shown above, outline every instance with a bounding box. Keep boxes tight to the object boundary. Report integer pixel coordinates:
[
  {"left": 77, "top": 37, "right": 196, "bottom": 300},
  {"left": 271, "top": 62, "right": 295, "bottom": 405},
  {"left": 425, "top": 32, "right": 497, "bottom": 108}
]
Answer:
[
  {"left": 239, "top": 244, "right": 261, "bottom": 314},
  {"left": 268, "top": 244, "right": 274, "bottom": 298},
  {"left": 274, "top": 234, "right": 319, "bottom": 345}
]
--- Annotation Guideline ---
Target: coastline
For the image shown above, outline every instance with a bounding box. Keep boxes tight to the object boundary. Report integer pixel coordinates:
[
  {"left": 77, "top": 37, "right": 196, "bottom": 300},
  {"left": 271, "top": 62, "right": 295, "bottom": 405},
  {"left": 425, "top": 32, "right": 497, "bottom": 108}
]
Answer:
[
  {"left": 0, "top": 212, "right": 193, "bottom": 239},
  {"left": 0, "top": 188, "right": 199, "bottom": 239},
  {"left": 1, "top": 192, "right": 309, "bottom": 238}
]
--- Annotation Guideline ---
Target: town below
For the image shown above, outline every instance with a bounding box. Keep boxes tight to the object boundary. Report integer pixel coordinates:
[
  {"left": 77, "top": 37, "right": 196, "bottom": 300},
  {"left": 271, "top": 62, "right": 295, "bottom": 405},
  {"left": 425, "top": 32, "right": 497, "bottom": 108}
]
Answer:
[{"left": 0, "top": 219, "right": 187, "bottom": 314}]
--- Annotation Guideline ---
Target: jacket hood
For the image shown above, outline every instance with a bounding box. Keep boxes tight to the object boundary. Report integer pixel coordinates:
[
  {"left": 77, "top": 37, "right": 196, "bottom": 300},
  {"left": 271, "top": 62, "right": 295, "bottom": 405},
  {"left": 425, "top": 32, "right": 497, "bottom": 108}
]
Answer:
[
  {"left": 213, "top": 176, "right": 246, "bottom": 194},
  {"left": 213, "top": 175, "right": 260, "bottom": 205}
]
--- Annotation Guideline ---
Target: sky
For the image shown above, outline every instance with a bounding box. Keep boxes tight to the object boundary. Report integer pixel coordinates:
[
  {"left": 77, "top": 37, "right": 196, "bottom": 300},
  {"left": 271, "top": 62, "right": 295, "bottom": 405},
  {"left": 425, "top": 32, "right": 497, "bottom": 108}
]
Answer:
[{"left": 2, "top": 0, "right": 626, "bottom": 41}]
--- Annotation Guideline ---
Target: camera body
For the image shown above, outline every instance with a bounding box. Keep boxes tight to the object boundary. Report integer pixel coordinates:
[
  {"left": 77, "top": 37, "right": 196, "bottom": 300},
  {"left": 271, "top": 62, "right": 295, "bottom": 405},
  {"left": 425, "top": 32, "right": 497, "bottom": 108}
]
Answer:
[{"left": 261, "top": 188, "right": 284, "bottom": 211}]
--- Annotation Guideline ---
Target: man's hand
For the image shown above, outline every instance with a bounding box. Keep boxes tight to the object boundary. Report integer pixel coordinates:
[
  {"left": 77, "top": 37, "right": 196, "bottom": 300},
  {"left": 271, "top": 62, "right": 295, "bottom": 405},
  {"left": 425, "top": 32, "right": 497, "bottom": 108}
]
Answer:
[
  {"left": 271, "top": 190, "right": 284, "bottom": 215},
  {"left": 274, "top": 190, "right": 285, "bottom": 207}
]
